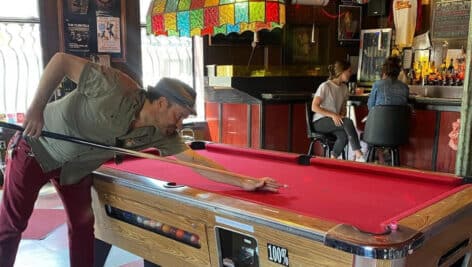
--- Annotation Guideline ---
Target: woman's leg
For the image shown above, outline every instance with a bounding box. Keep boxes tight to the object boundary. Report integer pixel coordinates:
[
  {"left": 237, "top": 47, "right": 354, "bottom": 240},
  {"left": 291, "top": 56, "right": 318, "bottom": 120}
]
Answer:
[
  {"left": 341, "top": 118, "right": 363, "bottom": 158},
  {"left": 330, "top": 130, "right": 348, "bottom": 157},
  {"left": 52, "top": 176, "right": 94, "bottom": 267},
  {"left": 313, "top": 117, "right": 348, "bottom": 158},
  {"left": 0, "top": 135, "right": 51, "bottom": 267}
]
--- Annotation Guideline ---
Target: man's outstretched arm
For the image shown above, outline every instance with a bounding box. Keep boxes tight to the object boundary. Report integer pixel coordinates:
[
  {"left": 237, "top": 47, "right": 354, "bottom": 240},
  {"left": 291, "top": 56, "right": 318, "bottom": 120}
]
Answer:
[{"left": 174, "top": 148, "right": 282, "bottom": 192}]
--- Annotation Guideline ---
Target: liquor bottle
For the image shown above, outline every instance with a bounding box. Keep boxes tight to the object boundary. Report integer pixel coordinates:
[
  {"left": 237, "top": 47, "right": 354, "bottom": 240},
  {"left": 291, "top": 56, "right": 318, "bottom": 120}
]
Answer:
[
  {"left": 427, "top": 61, "right": 437, "bottom": 85},
  {"left": 447, "top": 58, "right": 454, "bottom": 74},
  {"left": 447, "top": 59, "right": 455, "bottom": 85},
  {"left": 412, "top": 61, "right": 420, "bottom": 85},
  {"left": 440, "top": 60, "right": 447, "bottom": 86},
  {"left": 440, "top": 60, "right": 447, "bottom": 72}
]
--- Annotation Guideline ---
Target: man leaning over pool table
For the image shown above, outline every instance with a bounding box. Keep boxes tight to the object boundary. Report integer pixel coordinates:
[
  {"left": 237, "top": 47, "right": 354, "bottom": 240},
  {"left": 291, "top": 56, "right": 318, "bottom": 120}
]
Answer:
[{"left": 0, "top": 52, "right": 282, "bottom": 267}]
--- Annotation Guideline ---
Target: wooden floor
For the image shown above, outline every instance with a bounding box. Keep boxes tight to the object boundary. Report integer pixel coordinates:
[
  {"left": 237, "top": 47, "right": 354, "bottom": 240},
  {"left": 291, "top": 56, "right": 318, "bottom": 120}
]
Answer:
[{"left": 0, "top": 183, "right": 144, "bottom": 267}]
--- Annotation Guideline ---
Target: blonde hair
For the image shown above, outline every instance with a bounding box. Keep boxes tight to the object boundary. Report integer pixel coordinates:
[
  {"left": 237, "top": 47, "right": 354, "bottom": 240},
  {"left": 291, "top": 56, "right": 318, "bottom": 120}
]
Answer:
[{"left": 328, "top": 60, "right": 351, "bottom": 80}]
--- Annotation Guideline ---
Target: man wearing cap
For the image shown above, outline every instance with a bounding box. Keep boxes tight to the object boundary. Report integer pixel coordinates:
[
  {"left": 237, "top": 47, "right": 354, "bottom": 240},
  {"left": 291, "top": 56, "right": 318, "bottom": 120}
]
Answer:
[{"left": 0, "top": 52, "right": 282, "bottom": 267}]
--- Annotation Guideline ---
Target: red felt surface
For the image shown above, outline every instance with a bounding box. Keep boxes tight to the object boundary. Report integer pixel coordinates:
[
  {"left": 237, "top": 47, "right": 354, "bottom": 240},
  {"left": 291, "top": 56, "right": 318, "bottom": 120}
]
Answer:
[{"left": 103, "top": 143, "right": 467, "bottom": 234}]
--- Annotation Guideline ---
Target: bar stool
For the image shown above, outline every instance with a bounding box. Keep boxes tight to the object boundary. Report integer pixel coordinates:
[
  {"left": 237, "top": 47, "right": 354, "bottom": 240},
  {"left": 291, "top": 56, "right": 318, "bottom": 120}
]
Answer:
[
  {"left": 363, "top": 105, "right": 411, "bottom": 166},
  {"left": 305, "top": 102, "right": 346, "bottom": 159}
]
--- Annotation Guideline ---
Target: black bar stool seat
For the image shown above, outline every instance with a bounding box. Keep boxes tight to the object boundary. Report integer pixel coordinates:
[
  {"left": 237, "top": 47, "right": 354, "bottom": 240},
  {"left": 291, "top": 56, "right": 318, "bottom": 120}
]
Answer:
[
  {"left": 363, "top": 105, "right": 411, "bottom": 166},
  {"left": 305, "top": 102, "right": 346, "bottom": 159}
]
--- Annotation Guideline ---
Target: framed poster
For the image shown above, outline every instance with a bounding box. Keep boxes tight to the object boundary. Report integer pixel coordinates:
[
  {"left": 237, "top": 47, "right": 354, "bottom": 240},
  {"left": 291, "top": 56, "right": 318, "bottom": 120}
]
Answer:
[
  {"left": 356, "top": 28, "right": 392, "bottom": 86},
  {"left": 286, "top": 25, "right": 320, "bottom": 64},
  {"left": 338, "top": 5, "right": 361, "bottom": 42},
  {"left": 58, "top": 0, "right": 127, "bottom": 62}
]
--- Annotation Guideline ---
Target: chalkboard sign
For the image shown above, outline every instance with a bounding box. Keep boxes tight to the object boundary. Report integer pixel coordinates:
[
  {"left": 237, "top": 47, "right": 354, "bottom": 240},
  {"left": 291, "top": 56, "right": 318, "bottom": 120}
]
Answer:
[{"left": 432, "top": 0, "right": 470, "bottom": 40}]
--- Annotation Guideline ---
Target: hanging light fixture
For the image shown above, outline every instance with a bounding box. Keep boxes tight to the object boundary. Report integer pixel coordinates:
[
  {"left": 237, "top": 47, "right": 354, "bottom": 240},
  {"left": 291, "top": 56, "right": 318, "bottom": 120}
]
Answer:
[
  {"left": 310, "top": 6, "right": 316, "bottom": 44},
  {"left": 146, "top": 0, "right": 286, "bottom": 37}
]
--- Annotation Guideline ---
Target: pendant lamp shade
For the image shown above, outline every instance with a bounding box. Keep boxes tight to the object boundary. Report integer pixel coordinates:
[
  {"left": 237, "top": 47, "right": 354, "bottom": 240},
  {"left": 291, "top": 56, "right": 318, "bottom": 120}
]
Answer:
[{"left": 146, "top": 0, "right": 286, "bottom": 37}]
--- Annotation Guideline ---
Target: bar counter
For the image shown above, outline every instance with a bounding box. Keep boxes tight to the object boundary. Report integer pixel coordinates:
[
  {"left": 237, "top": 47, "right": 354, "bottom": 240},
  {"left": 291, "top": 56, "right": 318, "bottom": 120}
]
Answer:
[
  {"left": 204, "top": 75, "right": 462, "bottom": 174},
  {"left": 349, "top": 94, "right": 461, "bottom": 111},
  {"left": 350, "top": 85, "right": 462, "bottom": 111},
  {"left": 348, "top": 85, "right": 462, "bottom": 173}
]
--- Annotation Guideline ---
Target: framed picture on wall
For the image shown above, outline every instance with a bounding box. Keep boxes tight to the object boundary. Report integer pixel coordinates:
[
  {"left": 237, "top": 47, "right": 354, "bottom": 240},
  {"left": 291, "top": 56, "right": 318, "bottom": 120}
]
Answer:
[
  {"left": 286, "top": 25, "right": 320, "bottom": 64},
  {"left": 58, "top": 0, "right": 127, "bottom": 62},
  {"left": 338, "top": 5, "right": 361, "bottom": 42}
]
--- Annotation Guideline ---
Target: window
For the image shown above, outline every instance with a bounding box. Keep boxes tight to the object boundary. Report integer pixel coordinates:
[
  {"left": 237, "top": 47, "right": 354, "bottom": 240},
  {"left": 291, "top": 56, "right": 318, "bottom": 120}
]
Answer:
[
  {"left": 139, "top": 0, "right": 205, "bottom": 121},
  {"left": 0, "top": 1, "right": 43, "bottom": 123}
]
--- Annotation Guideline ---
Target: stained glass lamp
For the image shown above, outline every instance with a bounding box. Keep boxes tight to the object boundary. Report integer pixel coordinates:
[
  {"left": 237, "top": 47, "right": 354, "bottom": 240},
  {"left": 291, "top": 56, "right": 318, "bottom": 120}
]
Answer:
[{"left": 146, "top": 0, "right": 286, "bottom": 37}]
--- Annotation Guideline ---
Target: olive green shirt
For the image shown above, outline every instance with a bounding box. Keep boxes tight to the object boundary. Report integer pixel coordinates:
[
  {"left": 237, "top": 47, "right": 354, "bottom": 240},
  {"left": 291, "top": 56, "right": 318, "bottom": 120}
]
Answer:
[{"left": 28, "top": 63, "right": 188, "bottom": 185}]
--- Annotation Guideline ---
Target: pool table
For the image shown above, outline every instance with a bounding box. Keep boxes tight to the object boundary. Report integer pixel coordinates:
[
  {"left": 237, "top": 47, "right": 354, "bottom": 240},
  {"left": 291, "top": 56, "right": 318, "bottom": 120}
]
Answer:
[{"left": 91, "top": 142, "right": 472, "bottom": 267}]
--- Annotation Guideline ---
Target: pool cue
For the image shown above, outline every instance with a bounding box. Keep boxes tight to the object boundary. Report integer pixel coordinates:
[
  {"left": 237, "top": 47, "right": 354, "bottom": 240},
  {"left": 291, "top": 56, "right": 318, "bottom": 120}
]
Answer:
[{"left": 0, "top": 122, "right": 283, "bottom": 189}]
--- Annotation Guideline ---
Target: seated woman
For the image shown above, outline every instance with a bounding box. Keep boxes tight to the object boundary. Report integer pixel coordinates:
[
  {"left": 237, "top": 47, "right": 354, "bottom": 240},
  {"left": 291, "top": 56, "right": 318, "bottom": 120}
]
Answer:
[
  {"left": 367, "top": 56, "right": 409, "bottom": 110},
  {"left": 312, "top": 60, "right": 365, "bottom": 162}
]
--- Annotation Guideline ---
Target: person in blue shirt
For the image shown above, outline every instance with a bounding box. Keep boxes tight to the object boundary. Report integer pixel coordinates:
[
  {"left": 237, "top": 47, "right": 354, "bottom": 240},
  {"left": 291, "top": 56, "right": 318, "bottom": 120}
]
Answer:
[
  {"left": 367, "top": 56, "right": 409, "bottom": 110},
  {"left": 366, "top": 56, "right": 409, "bottom": 164}
]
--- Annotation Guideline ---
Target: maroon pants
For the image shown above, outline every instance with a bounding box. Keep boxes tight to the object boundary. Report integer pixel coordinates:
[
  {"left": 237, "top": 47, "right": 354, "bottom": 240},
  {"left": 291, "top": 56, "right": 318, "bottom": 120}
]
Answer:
[{"left": 0, "top": 134, "right": 95, "bottom": 267}]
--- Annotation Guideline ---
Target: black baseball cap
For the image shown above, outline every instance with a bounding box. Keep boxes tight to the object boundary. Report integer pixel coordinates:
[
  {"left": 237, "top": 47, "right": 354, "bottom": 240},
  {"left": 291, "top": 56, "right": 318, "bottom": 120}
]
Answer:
[{"left": 147, "top": 78, "right": 196, "bottom": 115}]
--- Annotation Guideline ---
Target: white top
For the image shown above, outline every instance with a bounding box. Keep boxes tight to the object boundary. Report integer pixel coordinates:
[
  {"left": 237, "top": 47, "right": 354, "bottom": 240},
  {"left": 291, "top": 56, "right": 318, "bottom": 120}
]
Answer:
[{"left": 312, "top": 80, "right": 349, "bottom": 122}]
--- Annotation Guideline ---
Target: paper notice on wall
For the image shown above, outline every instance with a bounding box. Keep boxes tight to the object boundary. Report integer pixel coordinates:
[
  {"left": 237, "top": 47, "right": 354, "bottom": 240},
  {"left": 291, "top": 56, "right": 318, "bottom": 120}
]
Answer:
[
  {"left": 402, "top": 48, "right": 413, "bottom": 69},
  {"left": 97, "top": 16, "right": 121, "bottom": 53},
  {"left": 66, "top": 23, "right": 90, "bottom": 52},
  {"left": 413, "top": 31, "right": 431, "bottom": 50}
]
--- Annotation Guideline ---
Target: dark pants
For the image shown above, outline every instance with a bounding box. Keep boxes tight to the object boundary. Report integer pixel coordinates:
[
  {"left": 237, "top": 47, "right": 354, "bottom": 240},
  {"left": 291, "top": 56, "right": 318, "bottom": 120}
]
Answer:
[
  {"left": 313, "top": 117, "right": 361, "bottom": 158},
  {"left": 0, "top": 134, "right": 94, "bottom": 267}
]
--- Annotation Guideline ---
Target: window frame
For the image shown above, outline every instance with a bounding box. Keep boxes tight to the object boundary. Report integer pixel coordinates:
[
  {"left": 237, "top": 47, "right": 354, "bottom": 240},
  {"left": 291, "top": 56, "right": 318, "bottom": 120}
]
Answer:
[{"left": 138, "top": 0, "right": 205, "bottom": 122}]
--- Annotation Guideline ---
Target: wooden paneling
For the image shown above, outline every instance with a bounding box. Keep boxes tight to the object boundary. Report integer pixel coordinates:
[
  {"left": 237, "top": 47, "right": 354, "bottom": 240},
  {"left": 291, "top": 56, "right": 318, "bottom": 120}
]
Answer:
[
  {"left": 207, "top": 215, "right": 353, "bottom": 267},
  {"left": 436, "top": 111, "right": 460, "bottom": 173},
  {"left": 39, "top": 0, "right": 61, "bottom": 65},
  {"left": 221, "top": 103, "right": 249, "bottom": 147},
  {"left": 401, "top": 187, "right": 472, "bottom": 266},
  {"left": 353, "top": 105, "right": 369, "bottom": 132},
  {"left": 401, "top": 110, "right": 436, "bottom": 170},
  {"left": 206, "top": 102, "right": 311, "bottom": 153},
  {"left": 204, "top": 35, "right": 283, "bottom": 66},
  {"left": 291, "top": 103, "right": 311, "bottom": 154},
  {"left": 205, "top": 102, "right": 220, "bottom": 142},
  {"left": 92, "top": 180, "right": 212, "bottom": 267},
  {"left": 251, "top": 104, "right": 261, "bottom": 148},
  {"left": 263, "top": 104, "right": 290, "bottom": 151}
]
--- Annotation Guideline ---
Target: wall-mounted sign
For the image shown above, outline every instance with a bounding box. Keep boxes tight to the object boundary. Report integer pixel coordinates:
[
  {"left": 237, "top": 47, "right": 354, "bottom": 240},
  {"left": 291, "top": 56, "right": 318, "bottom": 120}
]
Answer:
[
  {"left": 432, "top": 0, "right": 470, "bottom": 40},
  {"left": 58, "top": 0, "right": 127, "bottom": 62}
]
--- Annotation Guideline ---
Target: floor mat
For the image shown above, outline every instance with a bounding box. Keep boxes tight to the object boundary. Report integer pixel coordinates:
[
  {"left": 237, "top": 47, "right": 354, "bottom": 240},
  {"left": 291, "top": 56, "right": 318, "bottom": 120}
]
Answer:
[{"left": 23, "top": 209, "right": 67, "bottom": 240}]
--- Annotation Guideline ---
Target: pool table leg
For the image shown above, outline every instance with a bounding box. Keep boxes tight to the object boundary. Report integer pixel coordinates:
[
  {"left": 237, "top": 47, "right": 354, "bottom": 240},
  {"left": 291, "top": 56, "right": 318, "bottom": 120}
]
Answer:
[{"left": 93, "top": 238, "right": 112, "bottom": 267}]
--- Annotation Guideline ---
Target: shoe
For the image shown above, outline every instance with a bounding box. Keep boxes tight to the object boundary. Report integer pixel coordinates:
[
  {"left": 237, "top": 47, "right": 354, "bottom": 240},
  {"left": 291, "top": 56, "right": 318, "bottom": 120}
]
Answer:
[{"left": 355, "top": 156, "right": 366, "bottom": 163}]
